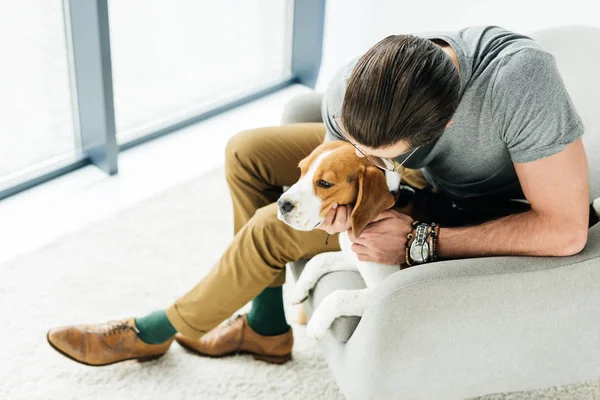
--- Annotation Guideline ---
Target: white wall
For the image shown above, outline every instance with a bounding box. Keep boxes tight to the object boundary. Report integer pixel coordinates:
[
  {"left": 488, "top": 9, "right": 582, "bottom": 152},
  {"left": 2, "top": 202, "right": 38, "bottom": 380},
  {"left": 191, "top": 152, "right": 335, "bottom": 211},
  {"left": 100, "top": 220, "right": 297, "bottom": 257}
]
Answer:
[{"left": 315, "top": 0, "right": 600, "bottom": 91}]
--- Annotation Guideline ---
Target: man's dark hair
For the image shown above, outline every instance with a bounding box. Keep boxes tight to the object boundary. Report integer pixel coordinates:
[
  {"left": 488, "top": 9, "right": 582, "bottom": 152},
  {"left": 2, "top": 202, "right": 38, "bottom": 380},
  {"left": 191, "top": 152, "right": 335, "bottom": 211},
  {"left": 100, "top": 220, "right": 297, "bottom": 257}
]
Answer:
[{"left": 342, "top": 35, "right": 461, "bottom": 149}]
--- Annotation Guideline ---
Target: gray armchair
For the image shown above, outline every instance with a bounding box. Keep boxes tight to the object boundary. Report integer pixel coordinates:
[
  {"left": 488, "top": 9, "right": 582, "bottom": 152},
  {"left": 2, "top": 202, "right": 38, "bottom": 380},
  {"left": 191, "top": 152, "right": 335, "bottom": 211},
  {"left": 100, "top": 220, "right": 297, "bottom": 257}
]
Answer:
[{"left": 283, "top": 26, "right": 600, "bottom": 399}]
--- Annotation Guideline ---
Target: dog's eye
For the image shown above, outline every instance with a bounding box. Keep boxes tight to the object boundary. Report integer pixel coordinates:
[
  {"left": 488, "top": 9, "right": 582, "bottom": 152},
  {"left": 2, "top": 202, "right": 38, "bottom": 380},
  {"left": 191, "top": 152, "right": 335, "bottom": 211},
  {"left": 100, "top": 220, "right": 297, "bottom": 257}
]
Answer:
[{"left": 317, "top": 180, "right": 334, "bottom": 189}]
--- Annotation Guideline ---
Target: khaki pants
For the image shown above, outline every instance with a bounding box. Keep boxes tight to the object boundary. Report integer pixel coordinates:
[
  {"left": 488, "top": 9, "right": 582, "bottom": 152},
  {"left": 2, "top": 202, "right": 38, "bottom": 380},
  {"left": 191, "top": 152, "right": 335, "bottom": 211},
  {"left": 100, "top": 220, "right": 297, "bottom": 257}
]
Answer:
[{"left": 165, "top": 123, "right": 429, "bottom": 339}]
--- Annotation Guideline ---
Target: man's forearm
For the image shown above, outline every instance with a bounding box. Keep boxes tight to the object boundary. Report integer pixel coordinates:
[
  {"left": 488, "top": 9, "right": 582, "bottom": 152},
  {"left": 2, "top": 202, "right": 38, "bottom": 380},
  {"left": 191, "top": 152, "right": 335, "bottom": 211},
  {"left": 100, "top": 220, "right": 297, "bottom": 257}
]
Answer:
[{"left": 436, "top": 210, "right": 587, "bottom": 259}]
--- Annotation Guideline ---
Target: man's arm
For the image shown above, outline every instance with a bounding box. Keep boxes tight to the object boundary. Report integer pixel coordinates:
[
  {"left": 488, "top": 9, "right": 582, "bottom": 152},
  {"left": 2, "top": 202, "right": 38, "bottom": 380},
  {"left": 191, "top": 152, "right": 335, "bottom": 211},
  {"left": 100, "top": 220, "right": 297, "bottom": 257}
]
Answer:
[{"left": 437, "top": 138, "right": 589, "bottom": 258}]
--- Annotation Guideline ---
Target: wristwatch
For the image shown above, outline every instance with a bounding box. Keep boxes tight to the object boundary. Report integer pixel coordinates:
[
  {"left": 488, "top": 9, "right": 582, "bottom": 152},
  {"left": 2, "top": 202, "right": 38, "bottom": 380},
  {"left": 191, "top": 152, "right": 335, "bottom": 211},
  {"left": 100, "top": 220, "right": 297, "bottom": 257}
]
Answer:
[{"left": 409, "top": 223, "right": 430, "bottom": 264}]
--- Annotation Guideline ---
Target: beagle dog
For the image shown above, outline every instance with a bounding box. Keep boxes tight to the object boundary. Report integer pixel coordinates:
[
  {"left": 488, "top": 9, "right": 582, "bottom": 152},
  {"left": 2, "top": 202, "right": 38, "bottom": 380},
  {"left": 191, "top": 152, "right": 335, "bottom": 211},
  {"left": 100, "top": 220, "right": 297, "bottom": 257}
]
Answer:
[{"left": 277, "top": 140, "right": 600, "bottom": 340}]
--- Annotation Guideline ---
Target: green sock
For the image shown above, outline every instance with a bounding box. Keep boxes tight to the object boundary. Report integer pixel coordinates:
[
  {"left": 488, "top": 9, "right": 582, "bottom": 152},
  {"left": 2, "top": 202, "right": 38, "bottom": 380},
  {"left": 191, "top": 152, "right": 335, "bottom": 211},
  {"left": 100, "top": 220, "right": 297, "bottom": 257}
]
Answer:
[
  {"left": 134, "top": 310, "right": 178, "bottom": 344},
  {"left": 247, "top": 286, "right": 290, "bottom": 336}
]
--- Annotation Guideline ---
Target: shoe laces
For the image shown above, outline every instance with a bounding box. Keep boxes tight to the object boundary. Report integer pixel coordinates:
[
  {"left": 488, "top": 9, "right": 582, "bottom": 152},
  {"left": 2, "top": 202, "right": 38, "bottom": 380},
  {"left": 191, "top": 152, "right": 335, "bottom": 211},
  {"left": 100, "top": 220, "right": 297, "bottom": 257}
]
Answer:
[{"left": 102, "top": 320, "right": 140, "bottom": 337}]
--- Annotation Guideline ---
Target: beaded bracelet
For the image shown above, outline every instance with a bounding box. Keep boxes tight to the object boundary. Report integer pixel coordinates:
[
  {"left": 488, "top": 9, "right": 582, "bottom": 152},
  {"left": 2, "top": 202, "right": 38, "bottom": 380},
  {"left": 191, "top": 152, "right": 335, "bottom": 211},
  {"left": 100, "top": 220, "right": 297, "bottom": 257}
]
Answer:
[
  {"left": 428, "top": 228, "right": 434, "bottom": 261},
  {"left": 427, "top": 222, "right": 440, "bottom": 262},
  {"left": 404, "top": 233, "right": 414, "bottom": 267},
  {"left": 434, "top": 224, "right": 440, "bottom": 260}
]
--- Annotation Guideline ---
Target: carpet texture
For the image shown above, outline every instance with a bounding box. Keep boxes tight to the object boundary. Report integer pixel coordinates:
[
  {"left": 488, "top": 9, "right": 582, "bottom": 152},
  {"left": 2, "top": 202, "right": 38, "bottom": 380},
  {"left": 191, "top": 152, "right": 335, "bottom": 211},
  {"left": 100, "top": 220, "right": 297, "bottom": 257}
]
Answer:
[{"left": 0, "top": 167, "right": 598, "bottom": 399}]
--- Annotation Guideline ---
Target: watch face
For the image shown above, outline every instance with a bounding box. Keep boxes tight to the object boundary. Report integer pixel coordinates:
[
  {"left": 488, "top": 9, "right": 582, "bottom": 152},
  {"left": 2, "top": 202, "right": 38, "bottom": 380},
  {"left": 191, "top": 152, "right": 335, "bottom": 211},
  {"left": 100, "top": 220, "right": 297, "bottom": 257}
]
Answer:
[{"left": 410, "top": 242, "right": 430, "bottom": 263}]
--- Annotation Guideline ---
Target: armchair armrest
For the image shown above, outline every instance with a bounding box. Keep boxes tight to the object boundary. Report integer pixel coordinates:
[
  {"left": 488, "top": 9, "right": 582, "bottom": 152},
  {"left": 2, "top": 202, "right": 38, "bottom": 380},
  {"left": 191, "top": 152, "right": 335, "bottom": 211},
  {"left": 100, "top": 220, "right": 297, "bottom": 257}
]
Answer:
[
  {"left": 281, "top": 92, "right": 324, "bottom": 125},
  {"left": 299, "top": 223, "right": 600, "bottom": 399}
]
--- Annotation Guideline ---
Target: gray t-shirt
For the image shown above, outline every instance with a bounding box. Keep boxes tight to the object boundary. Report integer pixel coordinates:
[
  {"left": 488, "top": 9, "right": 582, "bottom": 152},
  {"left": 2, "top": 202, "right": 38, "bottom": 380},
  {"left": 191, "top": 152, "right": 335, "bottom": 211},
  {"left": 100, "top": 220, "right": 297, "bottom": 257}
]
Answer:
[{"left": 322, "top": 25, "right": 585, "bottom": 199}]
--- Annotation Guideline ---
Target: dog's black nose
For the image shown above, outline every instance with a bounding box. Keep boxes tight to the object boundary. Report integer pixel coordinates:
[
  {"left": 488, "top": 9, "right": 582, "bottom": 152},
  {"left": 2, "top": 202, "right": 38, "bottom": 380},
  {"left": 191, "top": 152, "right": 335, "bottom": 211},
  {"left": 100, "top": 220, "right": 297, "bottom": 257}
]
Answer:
[{"left": 277, "top": 198, "right": 294, "bottom": 214}]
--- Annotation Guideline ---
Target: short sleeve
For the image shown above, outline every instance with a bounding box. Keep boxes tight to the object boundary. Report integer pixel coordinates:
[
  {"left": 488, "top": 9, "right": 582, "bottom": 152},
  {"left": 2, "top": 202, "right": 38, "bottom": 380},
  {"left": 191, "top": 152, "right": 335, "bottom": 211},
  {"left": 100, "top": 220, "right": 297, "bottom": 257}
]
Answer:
[
  {"left": 321, "top": 56, "right": 360, "bottom": 142},
  {"left": 492, "top": 49, "right": 584, "bottom": 163}
]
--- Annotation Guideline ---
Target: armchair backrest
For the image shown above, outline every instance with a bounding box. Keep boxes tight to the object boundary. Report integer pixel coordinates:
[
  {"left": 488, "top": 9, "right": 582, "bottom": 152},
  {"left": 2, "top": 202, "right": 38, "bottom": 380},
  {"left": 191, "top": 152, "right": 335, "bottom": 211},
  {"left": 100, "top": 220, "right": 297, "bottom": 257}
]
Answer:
[{"left": 529, "top": 26, "right": 600, "bottom": 199}]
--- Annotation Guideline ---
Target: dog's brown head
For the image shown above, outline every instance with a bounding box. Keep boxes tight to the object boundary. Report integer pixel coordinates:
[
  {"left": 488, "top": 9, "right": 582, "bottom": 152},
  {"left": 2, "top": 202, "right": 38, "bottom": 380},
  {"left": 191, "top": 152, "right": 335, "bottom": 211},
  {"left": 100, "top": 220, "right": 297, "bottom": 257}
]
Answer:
[{"left": 277, "top": 140, "right": 400, "bottom": 237}]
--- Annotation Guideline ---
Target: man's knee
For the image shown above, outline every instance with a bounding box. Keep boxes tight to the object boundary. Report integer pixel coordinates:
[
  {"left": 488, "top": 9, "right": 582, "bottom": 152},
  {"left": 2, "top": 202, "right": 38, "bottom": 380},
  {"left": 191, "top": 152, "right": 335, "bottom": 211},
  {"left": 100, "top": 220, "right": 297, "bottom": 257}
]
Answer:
[
  {"left": 246, "top": 203, "right": 299, "bottom": 267},
  {"left": 225, "top": 129, "right": 258, "bottom": 177},
  {"left": 248, "top": 203, "right": 340, "bottom": 264},
  {"left": 398, "top": 166, "right": 431, "bottom": 190}
]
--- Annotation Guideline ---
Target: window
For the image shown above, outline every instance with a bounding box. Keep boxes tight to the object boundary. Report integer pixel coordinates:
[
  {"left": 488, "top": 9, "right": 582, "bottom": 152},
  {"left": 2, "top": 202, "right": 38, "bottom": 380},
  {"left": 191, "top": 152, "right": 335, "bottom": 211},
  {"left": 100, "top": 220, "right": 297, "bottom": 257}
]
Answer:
[
  {"left": 0, "top": 0, "right": 323, "bottom": 201},
  {"left": 0, "top": 1, "right": 78, "bottom": 186},
  {"left": 108, "top": 0, "right": 292, "bottom": 141}
]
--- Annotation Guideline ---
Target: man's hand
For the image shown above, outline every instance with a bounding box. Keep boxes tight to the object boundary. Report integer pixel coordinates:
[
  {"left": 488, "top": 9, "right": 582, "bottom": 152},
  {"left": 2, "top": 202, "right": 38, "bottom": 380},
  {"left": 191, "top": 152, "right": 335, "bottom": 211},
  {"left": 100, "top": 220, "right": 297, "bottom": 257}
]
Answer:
[
  {"left": 317, "top": 203, "right": 354, "bottom": 234},
  {"left": 349, "top": 210, "right": 414, "bottom": 265}
]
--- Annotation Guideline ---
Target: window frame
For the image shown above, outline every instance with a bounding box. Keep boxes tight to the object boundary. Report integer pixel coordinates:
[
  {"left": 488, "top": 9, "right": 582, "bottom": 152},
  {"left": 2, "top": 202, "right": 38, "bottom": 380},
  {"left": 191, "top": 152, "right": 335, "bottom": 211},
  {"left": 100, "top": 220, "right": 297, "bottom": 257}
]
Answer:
[{"left": 0, "top": 0, "right": 325, "bottom": 201}]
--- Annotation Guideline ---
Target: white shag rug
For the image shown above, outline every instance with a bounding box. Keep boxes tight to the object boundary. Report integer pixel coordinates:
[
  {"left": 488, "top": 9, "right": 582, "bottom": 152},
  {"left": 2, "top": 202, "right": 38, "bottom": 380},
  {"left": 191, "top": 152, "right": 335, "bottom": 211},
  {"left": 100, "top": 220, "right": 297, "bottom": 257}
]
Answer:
[{"left": 0, "top": 167, "right": 598, "bottom": 400}]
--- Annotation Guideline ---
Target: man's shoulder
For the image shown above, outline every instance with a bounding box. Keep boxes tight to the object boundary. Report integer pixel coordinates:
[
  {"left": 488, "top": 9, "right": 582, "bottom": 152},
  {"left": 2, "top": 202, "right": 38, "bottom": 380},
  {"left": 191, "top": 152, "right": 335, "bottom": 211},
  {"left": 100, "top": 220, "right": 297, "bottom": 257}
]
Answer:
[
  {"left": 321, "top": 55, "right": 361, "bottom": 127},
  {"left": 325, "top": 55, "right": 361, "bottom": 97},
  {"left": 458, "top": 26, "right": 554, "bottom": 71},
  {"left": 491, "top": 46, "right": 558, "bottom": 97}
]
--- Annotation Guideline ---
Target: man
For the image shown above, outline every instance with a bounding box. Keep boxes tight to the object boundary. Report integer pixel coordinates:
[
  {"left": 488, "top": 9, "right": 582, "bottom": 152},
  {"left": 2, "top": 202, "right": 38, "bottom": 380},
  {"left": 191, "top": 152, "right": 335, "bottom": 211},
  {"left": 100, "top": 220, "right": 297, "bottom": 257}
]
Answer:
[{"left": 47, "top": 25, "right": 588, "bottom": 367}]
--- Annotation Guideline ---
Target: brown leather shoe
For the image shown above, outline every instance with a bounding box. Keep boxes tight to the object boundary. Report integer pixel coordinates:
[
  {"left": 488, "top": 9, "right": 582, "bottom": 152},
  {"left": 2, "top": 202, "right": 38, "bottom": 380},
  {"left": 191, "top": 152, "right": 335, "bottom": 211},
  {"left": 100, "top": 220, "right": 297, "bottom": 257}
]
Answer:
[
  {"left": 46, "top": 318, "right": 174, "bottom": 366},
  {"left": 174, "top": 314, "right": 293, "bottom": 364}
]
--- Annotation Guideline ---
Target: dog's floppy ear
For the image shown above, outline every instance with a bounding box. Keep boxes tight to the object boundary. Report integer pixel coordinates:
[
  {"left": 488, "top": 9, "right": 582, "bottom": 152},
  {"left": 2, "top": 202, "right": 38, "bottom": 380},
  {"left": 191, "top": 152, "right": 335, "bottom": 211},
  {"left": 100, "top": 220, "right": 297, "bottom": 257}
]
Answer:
[{"left": 351, "top": 166, "right": 396, "bottom": 238}]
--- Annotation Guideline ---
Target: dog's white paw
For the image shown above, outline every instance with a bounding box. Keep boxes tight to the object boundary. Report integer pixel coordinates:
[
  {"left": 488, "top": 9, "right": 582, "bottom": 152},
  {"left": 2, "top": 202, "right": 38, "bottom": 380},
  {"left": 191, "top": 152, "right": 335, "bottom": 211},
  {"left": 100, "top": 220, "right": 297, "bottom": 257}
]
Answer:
[
  {"left": 305, "top": 306, "right": 334, "bottom": 340},
  {"left": 306, "top": 318, "right": 328, "bottom": 340},
  {"left": 291, "top": 280, "right": 313, "bottom": 305}
]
